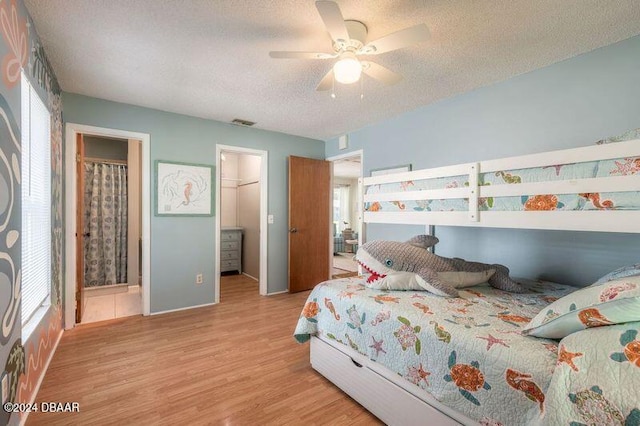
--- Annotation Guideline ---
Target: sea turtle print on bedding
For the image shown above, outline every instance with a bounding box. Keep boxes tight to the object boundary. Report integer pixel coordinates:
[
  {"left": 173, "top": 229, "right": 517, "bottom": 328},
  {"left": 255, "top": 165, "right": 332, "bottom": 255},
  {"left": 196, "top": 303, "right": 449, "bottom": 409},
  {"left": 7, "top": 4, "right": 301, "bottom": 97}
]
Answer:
[{"left": 294, "top": 278, "right": 640, "bottom": 425}]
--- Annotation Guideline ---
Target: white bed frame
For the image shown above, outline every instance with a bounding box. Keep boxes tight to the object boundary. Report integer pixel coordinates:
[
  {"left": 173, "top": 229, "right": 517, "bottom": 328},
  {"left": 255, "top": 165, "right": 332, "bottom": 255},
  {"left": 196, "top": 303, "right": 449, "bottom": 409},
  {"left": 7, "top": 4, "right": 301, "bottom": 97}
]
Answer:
[
  {"left": 363, "top": 139, "right": 640, "bottom": 233},
  {"left": 311, "top": 336, "right": 474, "bottom": 425},
  {"left": 310, "top": 139, "right": 640, "bottom": 425}
]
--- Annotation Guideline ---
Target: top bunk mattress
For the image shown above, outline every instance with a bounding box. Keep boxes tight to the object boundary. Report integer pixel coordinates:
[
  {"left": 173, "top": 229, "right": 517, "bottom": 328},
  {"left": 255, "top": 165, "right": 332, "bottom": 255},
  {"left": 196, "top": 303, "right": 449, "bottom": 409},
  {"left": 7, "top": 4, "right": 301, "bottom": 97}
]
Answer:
[{"left": 294, "top": 276, "right": 574, "bottom": 425}]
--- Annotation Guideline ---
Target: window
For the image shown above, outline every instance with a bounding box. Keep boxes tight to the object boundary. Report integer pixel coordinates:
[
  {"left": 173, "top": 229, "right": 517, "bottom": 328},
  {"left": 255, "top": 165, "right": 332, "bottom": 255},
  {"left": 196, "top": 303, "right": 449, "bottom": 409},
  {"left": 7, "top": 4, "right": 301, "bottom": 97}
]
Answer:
[
  {"left": 333, "top": 184, "right": 350, "bottom": 233},
  {"left": 21, "top": 72, "right": 51, "bottom": 334}
]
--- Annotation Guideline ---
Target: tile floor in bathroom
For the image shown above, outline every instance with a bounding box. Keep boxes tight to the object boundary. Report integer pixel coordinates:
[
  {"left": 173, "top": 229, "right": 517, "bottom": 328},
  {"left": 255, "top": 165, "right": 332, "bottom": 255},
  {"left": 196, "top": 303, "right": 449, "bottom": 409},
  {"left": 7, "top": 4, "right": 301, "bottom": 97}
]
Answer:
[{"left": 82, "top": 284, "right": 142, "bottom": 324}]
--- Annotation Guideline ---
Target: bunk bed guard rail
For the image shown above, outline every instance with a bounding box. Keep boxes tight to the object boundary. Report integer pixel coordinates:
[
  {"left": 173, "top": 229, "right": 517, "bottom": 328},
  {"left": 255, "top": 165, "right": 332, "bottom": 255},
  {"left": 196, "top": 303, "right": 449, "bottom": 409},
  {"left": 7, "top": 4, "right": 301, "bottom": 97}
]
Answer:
[{"left": 363, "top": 139, "right": 640, "bottom": 233}]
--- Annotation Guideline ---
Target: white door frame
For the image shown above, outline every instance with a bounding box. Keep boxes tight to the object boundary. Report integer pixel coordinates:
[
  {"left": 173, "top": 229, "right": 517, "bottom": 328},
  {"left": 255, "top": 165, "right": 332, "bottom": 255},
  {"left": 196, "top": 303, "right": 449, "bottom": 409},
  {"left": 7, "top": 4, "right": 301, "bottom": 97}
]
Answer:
[
  {"left": 215, "top": 144, "right": 268, "bottom": 302},
  {"left": 327, "top": 149, "right": 364, "bottom": 274},
  {"left": 64, "top": 123, "right": 151, "bottom": 329}
]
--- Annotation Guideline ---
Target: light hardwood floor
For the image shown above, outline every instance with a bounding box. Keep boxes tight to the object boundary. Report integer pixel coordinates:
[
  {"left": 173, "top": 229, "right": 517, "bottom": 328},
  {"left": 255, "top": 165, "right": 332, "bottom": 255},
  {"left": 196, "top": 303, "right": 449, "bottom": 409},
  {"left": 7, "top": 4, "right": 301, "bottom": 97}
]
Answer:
[{"left": 28, "top": 275, "right": 381, "bottom": 425}]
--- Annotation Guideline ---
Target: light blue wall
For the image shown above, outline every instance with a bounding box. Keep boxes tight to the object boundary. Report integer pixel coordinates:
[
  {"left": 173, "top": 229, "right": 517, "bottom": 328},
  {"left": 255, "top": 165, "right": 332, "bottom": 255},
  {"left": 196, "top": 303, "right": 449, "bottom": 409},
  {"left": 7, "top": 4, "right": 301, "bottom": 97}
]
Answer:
[
  {"left": 326, "top": 35, "right": 640, "bottom": 286},
  {"left": 63, "top": 93, "right": 324, "bottom": 312}
]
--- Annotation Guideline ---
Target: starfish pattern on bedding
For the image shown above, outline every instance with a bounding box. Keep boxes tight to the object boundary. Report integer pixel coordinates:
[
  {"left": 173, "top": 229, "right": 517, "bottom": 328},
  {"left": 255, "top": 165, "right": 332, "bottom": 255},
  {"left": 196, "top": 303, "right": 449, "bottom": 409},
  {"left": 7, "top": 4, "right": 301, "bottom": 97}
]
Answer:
[
  {"left": 557, "top": 345, "right": 583, "bottom": 372},
  {"left": 610, "top": 158, "right": 640, "bottom": 176},
  {"left": 369, "top": 336, "right": 386, "bottom": 357},
  {"left": 477, "top": 334, "right": 510, "bottom": 351},
  {"left": 406, "top": 363, "right": 430, "bottom": 386}
]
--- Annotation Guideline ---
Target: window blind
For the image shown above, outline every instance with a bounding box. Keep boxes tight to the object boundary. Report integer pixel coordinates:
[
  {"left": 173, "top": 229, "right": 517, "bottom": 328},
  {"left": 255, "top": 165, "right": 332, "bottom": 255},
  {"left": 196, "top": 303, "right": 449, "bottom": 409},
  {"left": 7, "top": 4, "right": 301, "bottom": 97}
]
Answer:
[{"left": 21, "top": 72, "right": 51, "bottom": 326}]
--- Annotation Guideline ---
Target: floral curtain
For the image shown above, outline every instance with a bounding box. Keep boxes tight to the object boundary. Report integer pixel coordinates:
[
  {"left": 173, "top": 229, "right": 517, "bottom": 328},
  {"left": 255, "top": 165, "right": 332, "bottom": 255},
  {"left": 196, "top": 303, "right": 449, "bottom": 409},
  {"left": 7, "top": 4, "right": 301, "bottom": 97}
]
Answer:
[{"left": 83, "top": 162, "right": 128, "bottom": 287}]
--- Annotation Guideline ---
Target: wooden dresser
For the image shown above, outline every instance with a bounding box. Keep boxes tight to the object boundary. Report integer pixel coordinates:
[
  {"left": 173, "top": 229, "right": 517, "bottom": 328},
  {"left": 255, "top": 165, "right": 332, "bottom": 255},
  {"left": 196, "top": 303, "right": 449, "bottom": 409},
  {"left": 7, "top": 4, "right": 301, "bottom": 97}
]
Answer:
[{"left": 220, "top": 227, "right": 242, "bottom": 273}]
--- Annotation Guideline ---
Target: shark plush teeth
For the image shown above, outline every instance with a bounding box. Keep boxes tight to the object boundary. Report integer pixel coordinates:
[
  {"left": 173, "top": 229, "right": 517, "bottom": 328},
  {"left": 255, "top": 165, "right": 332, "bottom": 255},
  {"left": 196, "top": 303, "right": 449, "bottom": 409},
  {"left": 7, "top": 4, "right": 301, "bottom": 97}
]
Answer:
[
  {"left": 356, "top": 258, "right": 386, "bottom": 284},
  {"left": 355, "top": 235, "right": 524, "bottom": 297}
]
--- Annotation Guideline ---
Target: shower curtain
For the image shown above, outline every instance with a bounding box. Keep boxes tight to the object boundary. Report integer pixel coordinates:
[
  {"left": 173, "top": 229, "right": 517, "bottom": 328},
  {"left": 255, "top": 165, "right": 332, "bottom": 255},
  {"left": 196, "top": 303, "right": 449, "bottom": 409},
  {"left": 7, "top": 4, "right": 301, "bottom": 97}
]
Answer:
[{"left": 83, "top": 162, "right": 128, "bottom": 287}]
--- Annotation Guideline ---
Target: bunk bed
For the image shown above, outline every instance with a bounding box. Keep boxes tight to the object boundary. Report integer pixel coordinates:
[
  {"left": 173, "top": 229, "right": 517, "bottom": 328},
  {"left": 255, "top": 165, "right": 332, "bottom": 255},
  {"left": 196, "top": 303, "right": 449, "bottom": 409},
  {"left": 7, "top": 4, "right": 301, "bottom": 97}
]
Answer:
[{"left": 294, "top": 138, "right": 640, "bottom": 425}]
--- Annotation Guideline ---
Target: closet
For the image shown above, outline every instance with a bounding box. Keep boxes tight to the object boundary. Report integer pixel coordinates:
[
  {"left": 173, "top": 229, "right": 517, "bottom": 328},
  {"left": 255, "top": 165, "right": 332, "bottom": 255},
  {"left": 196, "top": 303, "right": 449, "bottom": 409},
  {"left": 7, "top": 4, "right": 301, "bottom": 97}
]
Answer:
[{"left": 220, "top": 152, "right": 262, "bottom": 280}]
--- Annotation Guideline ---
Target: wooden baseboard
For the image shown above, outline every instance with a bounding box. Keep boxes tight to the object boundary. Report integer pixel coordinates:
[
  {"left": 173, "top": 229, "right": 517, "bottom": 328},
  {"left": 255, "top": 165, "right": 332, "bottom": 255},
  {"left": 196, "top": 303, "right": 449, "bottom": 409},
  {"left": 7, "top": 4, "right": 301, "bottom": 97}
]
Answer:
[
  {"left": 150, "top": 302, "right": 216, "bottom": 316},
  {"left": 241, "top": 272, "right": 259, "bottom": 282}
]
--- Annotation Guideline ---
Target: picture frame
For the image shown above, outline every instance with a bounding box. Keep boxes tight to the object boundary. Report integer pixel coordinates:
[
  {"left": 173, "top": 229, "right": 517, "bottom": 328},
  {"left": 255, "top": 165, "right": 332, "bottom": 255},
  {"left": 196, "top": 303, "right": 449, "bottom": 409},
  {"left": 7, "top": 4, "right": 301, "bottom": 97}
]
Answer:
[
  {"left": 370, "top": 164, "right": 412, "bottom": 177},
  {"left": 155, "top": 160, "right": 214, "bottom": 216}
]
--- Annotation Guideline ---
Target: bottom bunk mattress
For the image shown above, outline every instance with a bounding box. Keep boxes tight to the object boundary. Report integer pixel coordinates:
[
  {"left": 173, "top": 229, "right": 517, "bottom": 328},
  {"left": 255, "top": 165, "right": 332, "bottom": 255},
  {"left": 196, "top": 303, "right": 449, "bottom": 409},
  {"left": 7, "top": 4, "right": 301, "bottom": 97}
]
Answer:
[{"left": 293, "top": 276, "right": 574, "bottom": 425}]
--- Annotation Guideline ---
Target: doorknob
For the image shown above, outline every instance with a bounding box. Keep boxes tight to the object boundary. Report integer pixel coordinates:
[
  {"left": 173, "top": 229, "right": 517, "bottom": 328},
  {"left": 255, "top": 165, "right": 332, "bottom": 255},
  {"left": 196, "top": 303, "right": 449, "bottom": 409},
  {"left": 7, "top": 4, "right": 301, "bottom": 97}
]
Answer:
[{"left": 289, "top": 227, "right": 298, "bottom": 233}]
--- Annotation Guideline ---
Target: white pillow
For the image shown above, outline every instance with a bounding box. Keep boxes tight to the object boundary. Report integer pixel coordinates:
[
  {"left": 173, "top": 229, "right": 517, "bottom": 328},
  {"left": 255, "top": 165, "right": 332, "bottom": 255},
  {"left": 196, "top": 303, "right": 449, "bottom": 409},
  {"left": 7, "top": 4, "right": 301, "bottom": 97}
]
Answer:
[{"left": 367, "top": 269, "right": 495, "bottom": 293}]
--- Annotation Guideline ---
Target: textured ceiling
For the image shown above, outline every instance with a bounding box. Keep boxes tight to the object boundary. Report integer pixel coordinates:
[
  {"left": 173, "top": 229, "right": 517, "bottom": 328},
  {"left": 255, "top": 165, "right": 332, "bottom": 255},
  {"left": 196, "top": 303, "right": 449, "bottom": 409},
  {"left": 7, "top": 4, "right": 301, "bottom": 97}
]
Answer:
[{"left": 25, "top": 0, "right": 640, "bottom": 141}]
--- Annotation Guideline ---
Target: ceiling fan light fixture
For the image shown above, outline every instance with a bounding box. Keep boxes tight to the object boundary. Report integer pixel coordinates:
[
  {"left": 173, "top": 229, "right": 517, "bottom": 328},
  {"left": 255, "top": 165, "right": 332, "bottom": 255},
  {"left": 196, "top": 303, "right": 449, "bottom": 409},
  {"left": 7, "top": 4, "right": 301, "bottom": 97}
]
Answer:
[{"left": 333, "top": 52, "right": 362, "bottom": 84}]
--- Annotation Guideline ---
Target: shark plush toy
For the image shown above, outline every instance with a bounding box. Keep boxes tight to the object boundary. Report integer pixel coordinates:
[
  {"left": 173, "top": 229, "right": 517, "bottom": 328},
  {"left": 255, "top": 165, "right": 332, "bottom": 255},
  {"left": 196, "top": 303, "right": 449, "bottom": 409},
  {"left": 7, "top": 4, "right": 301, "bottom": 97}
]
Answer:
[{"left": 355, "top": 235, "right": 524, "bottom": 297}]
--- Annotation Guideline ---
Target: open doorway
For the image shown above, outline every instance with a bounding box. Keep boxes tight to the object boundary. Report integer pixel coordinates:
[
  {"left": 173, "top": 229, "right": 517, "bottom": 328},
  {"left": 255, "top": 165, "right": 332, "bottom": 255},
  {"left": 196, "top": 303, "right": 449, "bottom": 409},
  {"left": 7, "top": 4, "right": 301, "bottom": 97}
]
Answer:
[
  {"left": 79, "top": 135, "right": 142, "bottom": 323},
  {"left": 64, "top": 124, "right": 151, "bottom": 329},
  {"left": 215, "top": 145, "right": 268, "bottom": 302},
  {"left": 328, "top": 150, "right": 363, "bottom": 279}
]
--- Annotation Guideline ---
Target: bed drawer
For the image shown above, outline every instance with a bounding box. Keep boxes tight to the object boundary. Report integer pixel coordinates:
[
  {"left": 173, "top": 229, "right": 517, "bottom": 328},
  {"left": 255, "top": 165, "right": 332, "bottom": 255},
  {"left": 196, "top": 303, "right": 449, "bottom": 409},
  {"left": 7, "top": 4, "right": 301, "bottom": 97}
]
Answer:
[{"left": 310, "top": 337, "right": 461, "bottom": 426}]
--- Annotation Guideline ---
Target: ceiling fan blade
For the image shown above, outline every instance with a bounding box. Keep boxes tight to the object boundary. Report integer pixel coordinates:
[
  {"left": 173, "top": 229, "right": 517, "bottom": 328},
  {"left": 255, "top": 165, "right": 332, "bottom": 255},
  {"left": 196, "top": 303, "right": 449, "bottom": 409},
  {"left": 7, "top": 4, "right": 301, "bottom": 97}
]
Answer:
[
  {"left": 360, "top": 24, "right": 430, "bottom": 55},
  {"left": 315, "top": 1, "right": 350, "bottom": 42},
  {"left": 316, "top": 69, "right": 334, "bottom": 91},
  {"left": 362, "top": 62, "right": 403, "bottom": 85},
  {"left": 269, "top": 51, "right": 336, "bottom": 59}
]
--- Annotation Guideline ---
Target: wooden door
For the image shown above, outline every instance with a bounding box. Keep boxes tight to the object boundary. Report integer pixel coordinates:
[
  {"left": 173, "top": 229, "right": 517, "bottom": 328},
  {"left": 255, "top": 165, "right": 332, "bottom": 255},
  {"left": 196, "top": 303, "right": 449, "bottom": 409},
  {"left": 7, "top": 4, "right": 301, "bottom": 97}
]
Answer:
[
  {"left": 75, "top": 133, "right": 85, "bottom": 323},
  {"left": 288, "top": 156, "right": 331, "bottom": 292}
]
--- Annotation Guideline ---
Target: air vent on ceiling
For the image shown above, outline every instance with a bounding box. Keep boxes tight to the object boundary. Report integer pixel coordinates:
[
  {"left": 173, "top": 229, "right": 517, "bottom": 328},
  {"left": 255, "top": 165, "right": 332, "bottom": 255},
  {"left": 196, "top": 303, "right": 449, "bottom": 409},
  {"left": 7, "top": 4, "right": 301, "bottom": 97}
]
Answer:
[{"left": 231, "top": 118, "right": 256, "bottom": 127}]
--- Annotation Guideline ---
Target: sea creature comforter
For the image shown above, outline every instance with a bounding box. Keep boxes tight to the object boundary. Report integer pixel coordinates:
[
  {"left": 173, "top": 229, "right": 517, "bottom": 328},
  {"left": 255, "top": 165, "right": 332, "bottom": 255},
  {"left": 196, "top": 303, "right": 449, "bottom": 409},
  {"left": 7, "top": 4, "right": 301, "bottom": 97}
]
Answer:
[{"left": 293, "top": 277, "right": 640, "bottom": 425}]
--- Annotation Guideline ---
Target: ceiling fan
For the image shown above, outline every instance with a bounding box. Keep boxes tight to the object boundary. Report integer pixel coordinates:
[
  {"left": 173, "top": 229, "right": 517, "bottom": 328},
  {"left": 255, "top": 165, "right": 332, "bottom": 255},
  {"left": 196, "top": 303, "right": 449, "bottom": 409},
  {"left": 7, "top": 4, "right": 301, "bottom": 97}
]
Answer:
[{"left": 269, "top": 1, "right": 430, "bottom": 93}]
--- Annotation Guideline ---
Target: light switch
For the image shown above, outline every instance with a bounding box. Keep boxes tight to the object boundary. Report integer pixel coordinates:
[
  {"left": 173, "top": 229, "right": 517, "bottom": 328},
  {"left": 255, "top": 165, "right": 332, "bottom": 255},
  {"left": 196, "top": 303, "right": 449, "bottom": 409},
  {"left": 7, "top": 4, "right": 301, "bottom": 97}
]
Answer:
[{"left": 267, "top": 214, "right": 274, "bottom": 224}]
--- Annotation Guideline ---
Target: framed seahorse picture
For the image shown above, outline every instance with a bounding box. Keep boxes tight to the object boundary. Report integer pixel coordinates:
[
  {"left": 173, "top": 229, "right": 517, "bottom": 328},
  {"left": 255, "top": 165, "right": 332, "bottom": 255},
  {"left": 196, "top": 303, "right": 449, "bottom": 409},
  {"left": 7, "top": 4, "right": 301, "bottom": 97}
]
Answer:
[{"left": 155, "top": 160, "right": 214, "bottom": 216}]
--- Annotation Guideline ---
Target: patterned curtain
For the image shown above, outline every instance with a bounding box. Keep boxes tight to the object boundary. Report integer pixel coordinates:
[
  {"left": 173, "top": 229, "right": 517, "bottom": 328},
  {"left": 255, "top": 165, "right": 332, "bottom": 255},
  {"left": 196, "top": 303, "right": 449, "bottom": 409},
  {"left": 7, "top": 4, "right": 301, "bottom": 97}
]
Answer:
[{"left": 83, "top": 162, "right": 128, "bottom": 287}]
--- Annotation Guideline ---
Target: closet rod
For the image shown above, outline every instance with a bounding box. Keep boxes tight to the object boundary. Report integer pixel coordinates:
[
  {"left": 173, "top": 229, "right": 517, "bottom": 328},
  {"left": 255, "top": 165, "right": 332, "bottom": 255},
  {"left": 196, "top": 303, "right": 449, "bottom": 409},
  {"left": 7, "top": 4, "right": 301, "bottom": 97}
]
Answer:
[
  {"left": 84, "top": 157, "right": 128, "bottom": 165},
  {"left": 237, "top": 180, "right": 259, "bottom": 187}
]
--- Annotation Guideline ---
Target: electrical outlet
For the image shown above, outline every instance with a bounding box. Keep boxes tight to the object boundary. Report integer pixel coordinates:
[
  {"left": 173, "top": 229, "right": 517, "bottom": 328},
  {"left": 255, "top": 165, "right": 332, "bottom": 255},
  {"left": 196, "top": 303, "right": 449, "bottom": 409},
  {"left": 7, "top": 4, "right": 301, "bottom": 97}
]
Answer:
[
  {"left": 1, "top": 371, "right": 8, "bottom": 404},
  {"left": 196, "top": 273, "right": 203, "bottom": 285}
]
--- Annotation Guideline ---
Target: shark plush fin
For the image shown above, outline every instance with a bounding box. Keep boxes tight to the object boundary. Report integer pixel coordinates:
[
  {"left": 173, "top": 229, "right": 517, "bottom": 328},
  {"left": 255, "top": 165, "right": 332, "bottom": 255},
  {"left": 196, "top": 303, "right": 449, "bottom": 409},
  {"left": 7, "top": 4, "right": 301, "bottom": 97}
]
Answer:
[
  {"left": 488, "top": 264, "right": 526, "bottom": 293},
  {"left": 415, "top": 267, "right": 459, "bottom": 297},
  {"left": 451, "top": 258, "right": 525, "bottom": 293},
  {"left": 406, "top": 235, "right": 439, "bottom": 250}
]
